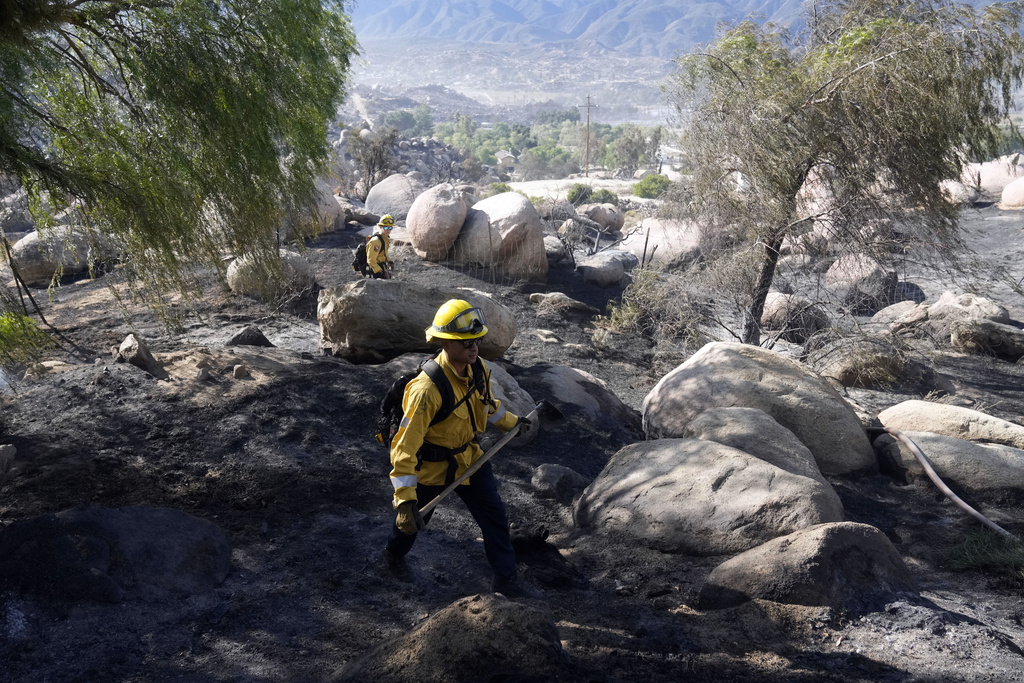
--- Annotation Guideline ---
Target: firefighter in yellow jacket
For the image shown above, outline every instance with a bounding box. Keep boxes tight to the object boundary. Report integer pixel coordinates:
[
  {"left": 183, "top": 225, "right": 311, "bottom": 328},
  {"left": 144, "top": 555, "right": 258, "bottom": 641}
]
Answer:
[
  {"left": 382, "top": 299, "right": 540, "bottom": 598},
  {"left": 367, "top": 214, "right": 394, "bottom": 278}
]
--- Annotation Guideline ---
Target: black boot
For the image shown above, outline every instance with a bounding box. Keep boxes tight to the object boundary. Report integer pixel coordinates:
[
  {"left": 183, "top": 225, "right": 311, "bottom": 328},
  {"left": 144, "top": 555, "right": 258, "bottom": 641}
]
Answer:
[
  {"left": 382, "top": 547, "right": 412, "bottom": 582},
  {"left": 492, "top": 575, "right": 543, "bottom": 599}
]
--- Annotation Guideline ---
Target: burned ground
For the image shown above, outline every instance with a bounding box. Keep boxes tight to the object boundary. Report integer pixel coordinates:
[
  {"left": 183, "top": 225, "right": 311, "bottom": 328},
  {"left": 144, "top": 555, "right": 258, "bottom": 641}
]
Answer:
[{"left": 1, "top": 208, "right": 1024, "bottom": 682}]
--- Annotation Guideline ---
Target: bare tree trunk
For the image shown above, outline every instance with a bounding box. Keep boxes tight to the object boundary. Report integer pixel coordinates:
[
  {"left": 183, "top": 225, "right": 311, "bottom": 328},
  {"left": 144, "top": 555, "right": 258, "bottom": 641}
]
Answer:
[{"left": 741, "top": 232, "right": 784, "bottom": 345}]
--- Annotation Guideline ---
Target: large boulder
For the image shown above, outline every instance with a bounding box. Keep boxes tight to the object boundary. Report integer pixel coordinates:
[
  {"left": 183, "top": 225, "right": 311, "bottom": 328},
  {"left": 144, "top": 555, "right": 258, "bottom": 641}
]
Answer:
[
  {"left": 878, "top": 400, "right": 1024, "bottom": 450},
  {"left": 889, "top": 291, "right": 1010, "bottom": 342},
  {"left": 573, "top": 438, "right": 845, "bottom": 555},
  {"left": 313, "top": 177, "right": 344, "bottom": 233},
  {"left": 806, "top": 335, "right": 906, "bottom": 389},
  {"left": 871, "top": 300, "right": 919, "bottom": 325},
  {"left": 806, "top": 334, "right": 954, "bottom": 395},
  {"left": 331, "top": 594, "right": 568, "bottom": 683},
  {"left": 962, "top": 155, "right": 1024, "bottom": 195},
  {"left": 697, "top": 522, "right": 916, "bottom": 614},
  {"left": 452, "top": 208, "right": 503, "bottom": 266},
  {"left": 576, "top": 249, "right": 639, "bottom": 287},
  {"left": 760, "top": 292, "right": 829, "bottom": 344},
  {"left": 928, "top": 290, "right": 1009, "bottom": 324},
  {"left": 874, "top": 431, "right": 1024, "bottom": 505},
  {"left": 1, "top": 187, "right": 33, "bottom": 232},
  {"left": 484, "top": 362, "right": 538, "bottom": 447},
  {"left": 542, "top": 234, "right": 570, "bottom": 264},
  {"left": 472, "top": 192, "right": 548, "bottom": 282},
  {"left": 0, "top": 505, "right": 230, "bottom": 603},
  {"left": 578, "top": 203, "right": 625, "bottom": 231},
  {"left": 518, "top": 364, "right": 642, "bottom": 436},
  {"left": 499, "top": 229, "right": 549, "bottom": 282},
  {"left": 226, "top": 249, "right": 316, "bottom": 300},
  {"left": 407, "top": 183, "right": 468, "bottom": 261},
  {"left": 364, "top": 173, "right": 426, "bottom": 221},
  {"left": 334, "top": 197, "right": 379, "bottom": 226},
  {"left": 642, "top": 342, "right": 875, "bottom": 475},
  {"left": 950, "top": 318, "right": 1024, "bottom": 360},
  {"left": 1000, "top": 176, "right": 1024, "bottom": 208},
  {"left": 824, "top": 254, "right": 897, "bottom": 315},
  {"left": 941, "top": 179, "right": 982, "bottom": 205},
  {"left": 318, "top": 279, "right": 516, "bottom": 363},
  {"left": 618, "top": 217, "right": 703, "bottom": 270},
  {"left": 683, "top": 407, "right": 838, "bottom": 491},
  {"left": 9, "top": 226, "right": 119, "bottom": 285}
]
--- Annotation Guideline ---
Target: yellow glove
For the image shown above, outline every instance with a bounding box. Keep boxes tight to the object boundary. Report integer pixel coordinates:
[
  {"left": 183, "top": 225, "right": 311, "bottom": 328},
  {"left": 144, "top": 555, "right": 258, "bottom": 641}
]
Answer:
[{"left": 396, "top": 501, "right": 425, "bottom": 535}]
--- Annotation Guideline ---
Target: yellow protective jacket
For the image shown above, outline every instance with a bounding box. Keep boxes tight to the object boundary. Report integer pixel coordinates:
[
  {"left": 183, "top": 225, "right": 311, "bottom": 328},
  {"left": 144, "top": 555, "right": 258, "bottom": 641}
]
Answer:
[
  {"left": 389, "top": 351, "right": 519, "bottom": 508},
  {"left": 366, "top": 232, "right": 391, "bottom": 275}
]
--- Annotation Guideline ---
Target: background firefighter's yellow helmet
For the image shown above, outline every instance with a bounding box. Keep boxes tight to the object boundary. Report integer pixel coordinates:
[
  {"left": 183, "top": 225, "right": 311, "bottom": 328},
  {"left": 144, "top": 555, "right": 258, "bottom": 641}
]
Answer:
[
  {"left": 425, "top": 299, "right": 488, "bottom": 342},
  {"left": 378, "top": 214, "right": 395, "bottom": 228}
]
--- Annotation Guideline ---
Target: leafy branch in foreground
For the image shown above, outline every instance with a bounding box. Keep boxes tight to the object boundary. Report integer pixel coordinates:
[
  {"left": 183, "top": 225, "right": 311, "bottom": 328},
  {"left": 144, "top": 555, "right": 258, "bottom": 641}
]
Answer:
[
  {"left": 0, "top": 310, "right": 54, "bottom": 370},
  {"left": 1, "top": 0, "right": 357, "bottom": 313}
]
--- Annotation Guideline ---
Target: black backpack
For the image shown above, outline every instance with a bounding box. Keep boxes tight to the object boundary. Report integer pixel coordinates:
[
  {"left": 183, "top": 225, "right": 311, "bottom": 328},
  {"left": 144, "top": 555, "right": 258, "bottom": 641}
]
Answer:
[
  {"left": 351, "top": 234, "right": 381, "bottom": 277},
  {"left": 375, "top": 352, "right": 489, "bottom": 449}
]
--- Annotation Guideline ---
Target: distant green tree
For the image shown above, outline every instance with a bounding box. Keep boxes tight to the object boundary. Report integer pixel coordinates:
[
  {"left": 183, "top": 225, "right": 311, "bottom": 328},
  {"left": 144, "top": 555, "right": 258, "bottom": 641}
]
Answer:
[
  {"left": 379, "top": 110, "right": 417, "bottom": 133},
  {"left": 567, "top": 183, "right": 593, "bottom": 206},
  {"left": 632, "top": 174, "right": 671, "bottom": 199},
  {"left": 590, "top": 189, "right": 619, "bottom": 207},
  {"left": 535, "top": 109, "right": 581, "bottom": 126},
  {"left": 517, "top": 145, "right": 578, "bottom": 180},
  {"left": 411, "top": 105, "right": 434, "bottom": 137},
  {"left": 381, "top": 105, "right": 434, "bottom": 137},
  {"left": 0, "top": 0, "right": 356, "bottom": 334}
]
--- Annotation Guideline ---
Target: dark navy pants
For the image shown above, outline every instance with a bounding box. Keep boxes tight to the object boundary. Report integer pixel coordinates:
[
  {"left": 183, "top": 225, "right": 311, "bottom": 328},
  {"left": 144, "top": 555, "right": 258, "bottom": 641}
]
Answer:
[{"left": 385, "top": 460, "right": 517, "bottom": 581}]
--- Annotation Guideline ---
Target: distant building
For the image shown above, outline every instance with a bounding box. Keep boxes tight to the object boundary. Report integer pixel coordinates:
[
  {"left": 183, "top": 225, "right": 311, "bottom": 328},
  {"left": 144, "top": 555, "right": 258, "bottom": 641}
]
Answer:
[{"left": 495, "top": 150, "right": 518, "bottom": 175}]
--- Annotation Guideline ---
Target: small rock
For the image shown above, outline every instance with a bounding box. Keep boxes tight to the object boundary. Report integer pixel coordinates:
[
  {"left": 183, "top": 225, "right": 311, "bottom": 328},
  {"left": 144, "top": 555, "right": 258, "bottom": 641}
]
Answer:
[{"left": 226, "top": 325, "right": 275, "bottom": 348}]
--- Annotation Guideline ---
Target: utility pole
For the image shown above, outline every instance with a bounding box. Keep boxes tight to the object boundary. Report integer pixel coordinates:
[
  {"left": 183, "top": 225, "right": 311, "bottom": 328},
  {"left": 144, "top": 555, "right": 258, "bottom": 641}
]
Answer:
[{"left": 576, "top": 95, "right": 598, "bottom": 177}]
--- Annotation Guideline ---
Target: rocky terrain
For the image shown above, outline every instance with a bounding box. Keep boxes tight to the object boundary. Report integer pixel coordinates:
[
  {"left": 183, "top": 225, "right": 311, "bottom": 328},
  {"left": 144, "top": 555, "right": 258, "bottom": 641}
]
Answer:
[{"left": 1, "top": 190, "right": 1024, "bottom": 682}]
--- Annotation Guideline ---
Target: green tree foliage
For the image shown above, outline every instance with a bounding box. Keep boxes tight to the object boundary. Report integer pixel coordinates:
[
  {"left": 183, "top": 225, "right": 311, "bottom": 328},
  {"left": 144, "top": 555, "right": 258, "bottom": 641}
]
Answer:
[
  {"left": 566, "top": 183, "right": 592, "bottom": 206},
  {"left": 379, "top": 105, "right": 434, "bottom": 137},
  {"left": 609, "top": 125, "right": 648, "bottom": 175},
  {"left": 0, "top": 0, "right": 356, "bottom": 311},
  {"left": 590, "top": 188, "right": 619, "bottom": 207},
  {"left": 517, "top": 144, "right": 578, "bottom": 180},
  {"left": 534, "top": 108, "right": 581, "bottom": 126},
  {"left": 632, "top": 174, "right": 671, "bottom": 198},
  {"left": 0, "top": 311, "right": 53, "bottom": 369},
  {"left": 665, "top": 0, "right": 1024, "bottom": 344}
]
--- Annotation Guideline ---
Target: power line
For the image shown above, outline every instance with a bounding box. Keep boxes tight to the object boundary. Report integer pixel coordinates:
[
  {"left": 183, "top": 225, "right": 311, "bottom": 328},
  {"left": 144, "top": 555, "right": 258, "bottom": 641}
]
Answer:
[{"left": 576, "top": 95, "right": 599, "bottom": 177}]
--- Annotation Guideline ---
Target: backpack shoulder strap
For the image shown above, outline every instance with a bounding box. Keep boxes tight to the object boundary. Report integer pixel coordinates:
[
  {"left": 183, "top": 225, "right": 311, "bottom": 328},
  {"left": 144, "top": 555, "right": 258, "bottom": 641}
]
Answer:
[
  {"left": 421, "top": 358, "right": 455, "bottom": 426},
  {"left": 470, "top": 357, "right": 494, "bottom": 406}
]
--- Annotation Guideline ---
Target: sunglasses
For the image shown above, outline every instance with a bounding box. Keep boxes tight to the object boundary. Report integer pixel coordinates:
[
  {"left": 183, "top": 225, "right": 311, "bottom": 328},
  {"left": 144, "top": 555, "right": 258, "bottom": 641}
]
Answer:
[{"left": 458, "top": 337, "right": 483, "bottom": 348}]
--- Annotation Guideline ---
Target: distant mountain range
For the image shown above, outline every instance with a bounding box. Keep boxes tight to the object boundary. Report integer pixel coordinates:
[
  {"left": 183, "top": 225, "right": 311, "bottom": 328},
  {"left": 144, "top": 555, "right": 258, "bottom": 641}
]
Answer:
[
  {"left": 351, "top": 0, "right": 809, "bottom": 58},
  {"left": 350, "top": 0, "right": 992, "bottom": 58}
]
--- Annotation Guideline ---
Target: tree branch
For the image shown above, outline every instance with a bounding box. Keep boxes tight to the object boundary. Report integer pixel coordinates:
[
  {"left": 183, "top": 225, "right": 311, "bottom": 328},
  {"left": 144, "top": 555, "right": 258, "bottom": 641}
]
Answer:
[{"left": 692, "top": 52, "right": 746, "bottom": 89}]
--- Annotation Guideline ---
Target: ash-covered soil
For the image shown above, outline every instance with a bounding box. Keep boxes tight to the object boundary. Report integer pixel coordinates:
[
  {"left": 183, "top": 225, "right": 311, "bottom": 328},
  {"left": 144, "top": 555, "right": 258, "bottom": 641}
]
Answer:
[{"left": 1, "top": 205, "right": 1024, "bottom": 682}]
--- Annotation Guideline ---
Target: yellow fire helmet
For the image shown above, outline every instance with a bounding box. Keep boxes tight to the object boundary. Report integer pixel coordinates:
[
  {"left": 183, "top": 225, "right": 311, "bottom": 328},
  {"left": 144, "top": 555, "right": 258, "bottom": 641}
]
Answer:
[
  {"left": 378, "top": 214, "right": 395, "bottom": 229},
  {"left": 426, "top": 299, "right": 488, "bottom": 342}
]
